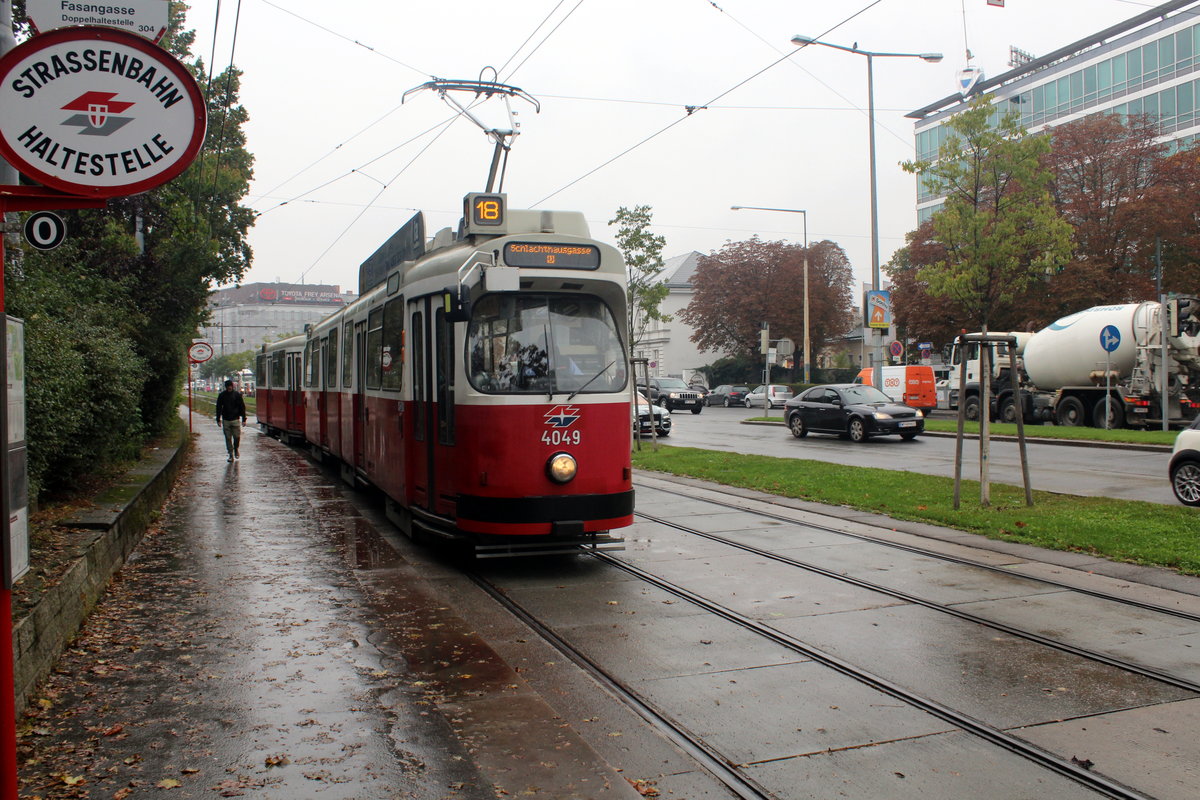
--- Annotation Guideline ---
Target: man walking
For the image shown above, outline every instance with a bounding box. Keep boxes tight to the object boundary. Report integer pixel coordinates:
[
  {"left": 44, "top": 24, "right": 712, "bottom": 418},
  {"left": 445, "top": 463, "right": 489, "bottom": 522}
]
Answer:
[{"left": 215, "top": 380, "right": 247, "bottom": 462}]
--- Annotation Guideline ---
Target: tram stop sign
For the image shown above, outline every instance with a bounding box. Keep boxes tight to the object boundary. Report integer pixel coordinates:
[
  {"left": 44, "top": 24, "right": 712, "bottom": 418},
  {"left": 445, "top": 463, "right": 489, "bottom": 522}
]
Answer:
[{"left": 0, "top": 27, "right": 207, "bottom": 198}]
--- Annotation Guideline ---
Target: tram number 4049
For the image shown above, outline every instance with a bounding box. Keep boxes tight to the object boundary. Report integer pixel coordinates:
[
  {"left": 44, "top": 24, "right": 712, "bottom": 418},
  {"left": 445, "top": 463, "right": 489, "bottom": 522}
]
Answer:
[{"left": 541, "top": 430, "right": 582, "bottom": 446}]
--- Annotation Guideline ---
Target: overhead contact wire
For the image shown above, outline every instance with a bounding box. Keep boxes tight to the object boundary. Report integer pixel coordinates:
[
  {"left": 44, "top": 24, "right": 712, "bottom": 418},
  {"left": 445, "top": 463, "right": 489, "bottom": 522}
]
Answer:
[{"left": 535, "top": 0, "right": 885, "bottom": 204}]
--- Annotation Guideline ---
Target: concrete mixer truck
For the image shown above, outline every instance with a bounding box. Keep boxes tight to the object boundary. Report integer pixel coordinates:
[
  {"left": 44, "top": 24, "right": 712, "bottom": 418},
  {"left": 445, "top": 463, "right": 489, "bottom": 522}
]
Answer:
[{"left": 947, "top": 296, "right": 1200, "bottom": 429}]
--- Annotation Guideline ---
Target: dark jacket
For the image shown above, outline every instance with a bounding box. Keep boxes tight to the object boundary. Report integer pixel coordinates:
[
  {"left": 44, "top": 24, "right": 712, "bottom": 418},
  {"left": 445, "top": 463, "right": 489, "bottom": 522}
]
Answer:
[{"left": 216, "top": 389, "right": 247, "bottom": 422}]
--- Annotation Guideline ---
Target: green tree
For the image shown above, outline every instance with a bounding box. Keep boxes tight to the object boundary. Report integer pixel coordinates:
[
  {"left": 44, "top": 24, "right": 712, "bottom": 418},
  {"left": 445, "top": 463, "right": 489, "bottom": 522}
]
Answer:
[
  {"left": 608, "top": 206, "right": 668, "bottom": 353},
  {"left": 902, "top": 95, "right": 1072, "bottom": 506},
  {"left": 902, "top": 95, "right": 1073, "bottom": 334}
]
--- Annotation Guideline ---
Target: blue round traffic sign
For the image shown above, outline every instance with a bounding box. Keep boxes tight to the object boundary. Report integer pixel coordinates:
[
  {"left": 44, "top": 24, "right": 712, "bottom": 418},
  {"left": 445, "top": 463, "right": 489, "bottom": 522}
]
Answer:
[{"left": 1100, "top": 325, "right": 1121, "bottom": 353}]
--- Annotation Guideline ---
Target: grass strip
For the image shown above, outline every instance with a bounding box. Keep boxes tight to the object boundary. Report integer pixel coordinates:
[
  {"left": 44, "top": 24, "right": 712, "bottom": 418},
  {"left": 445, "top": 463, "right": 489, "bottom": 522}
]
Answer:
[{"left": 631, "top": 444, "right": 1200, "bottom": 575}]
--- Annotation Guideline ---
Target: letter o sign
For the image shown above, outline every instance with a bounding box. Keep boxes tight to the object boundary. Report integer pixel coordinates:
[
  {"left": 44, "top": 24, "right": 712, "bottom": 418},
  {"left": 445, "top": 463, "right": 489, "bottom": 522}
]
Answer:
[{"left": 23, "top": 211, "right": 66, "bottom": 251}]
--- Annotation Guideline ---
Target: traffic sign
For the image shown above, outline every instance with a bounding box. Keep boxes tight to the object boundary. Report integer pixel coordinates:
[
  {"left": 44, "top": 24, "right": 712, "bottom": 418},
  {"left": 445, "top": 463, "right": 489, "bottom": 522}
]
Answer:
[
  {"left": 889, "top": 340, "right": 904, "bottom": 358},
  {"left": 188, "top": 341, "right": 213, "bottom": 363},
  {"left": 0, "top": 27, "right": 207, "bottom": 198},
  {"left": 1099, "top": 325, "right": 1121, "bottom": 353},
  {"left": 26, "top": 0, "right": 170, "bottom": 41},
  {"left": 22, "top": 211, "right": 65, "bottom": 250}
]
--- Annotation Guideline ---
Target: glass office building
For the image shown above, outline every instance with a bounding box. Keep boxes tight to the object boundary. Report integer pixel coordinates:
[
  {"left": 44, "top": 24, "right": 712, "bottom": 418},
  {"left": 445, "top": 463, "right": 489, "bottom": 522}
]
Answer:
[{"left": 909, "top": 0, "right": 1200, "bottom": 221}]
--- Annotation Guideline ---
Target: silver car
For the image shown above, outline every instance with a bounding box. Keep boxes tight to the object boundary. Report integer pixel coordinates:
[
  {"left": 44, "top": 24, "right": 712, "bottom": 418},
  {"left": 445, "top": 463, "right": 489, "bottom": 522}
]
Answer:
[
  {"left": 633, "top": 394, "right": 672, "bottom": 437},
  {"left": 744, "top": 384, "right": 794, "bottom": 409}
]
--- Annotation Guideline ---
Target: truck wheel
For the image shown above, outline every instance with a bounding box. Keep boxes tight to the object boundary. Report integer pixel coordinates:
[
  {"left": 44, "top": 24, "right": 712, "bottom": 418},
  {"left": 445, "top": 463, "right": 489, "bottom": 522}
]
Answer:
[
  {"left": 963, "top": 395, "right": 981, "bottom": 422},
  {"left": 1055, "top": 396, "right": 1086, "bottom": 426},
  {"left": 1092, "top": 397, "right": 1124, "bottom": 429},
  {"left": 998, "top": 397, "right": 1018, "bottom": 424}
]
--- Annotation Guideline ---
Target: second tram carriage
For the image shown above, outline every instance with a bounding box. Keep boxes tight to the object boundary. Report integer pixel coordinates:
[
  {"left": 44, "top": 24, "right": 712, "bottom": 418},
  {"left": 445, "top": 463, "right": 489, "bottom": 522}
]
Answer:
[{"left": 256, "top": 193, "right": 633, "bottom": 555}]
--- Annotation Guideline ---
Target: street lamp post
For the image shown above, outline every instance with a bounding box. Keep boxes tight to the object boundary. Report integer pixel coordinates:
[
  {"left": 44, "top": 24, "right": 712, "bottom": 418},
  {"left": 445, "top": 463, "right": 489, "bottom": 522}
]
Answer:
[
  {"left": 730, "top": 206, "right": 810, "bottom": 384},
  {"left": 790, "top": 35, "right": 942, "bottom": 391}
]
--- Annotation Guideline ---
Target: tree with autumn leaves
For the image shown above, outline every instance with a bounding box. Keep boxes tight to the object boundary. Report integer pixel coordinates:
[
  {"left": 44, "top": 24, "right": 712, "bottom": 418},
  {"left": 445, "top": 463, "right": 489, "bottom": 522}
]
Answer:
[{"left": 678, "top": 237, "right": 855, "bottom": 369}]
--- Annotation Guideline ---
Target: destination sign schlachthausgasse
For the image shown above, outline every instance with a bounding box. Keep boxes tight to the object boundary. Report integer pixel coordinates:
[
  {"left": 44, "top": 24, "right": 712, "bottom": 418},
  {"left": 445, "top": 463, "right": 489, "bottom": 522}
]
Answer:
[{"left": 0, "top": 26, "right": 206, "bottom": 197}]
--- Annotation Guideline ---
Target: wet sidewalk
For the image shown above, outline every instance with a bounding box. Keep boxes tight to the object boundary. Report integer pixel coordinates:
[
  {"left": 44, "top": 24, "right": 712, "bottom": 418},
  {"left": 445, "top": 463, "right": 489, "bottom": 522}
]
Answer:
[{"left": 17, "top": 418, "right": 637, "bottom": 799}]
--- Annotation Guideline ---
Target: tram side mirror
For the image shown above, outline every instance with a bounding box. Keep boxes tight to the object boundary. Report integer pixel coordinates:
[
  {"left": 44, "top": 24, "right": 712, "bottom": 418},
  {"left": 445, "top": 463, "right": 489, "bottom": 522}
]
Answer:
[{"left": 443, "top": 285, "right": 471, "bottom": 322}]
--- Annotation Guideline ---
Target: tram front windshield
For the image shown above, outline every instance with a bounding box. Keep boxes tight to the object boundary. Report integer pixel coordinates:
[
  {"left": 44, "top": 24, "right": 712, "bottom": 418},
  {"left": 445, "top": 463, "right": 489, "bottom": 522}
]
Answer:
[{"left": 468, "top": 294, "right": 627, "bottom": 395}]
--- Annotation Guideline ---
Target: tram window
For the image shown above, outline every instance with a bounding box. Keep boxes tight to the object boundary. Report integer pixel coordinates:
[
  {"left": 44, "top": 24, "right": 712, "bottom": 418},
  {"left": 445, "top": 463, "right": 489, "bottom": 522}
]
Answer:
[
  {"left": 304, "top": 340, "right": 319, "bottom": 388},
  {"left": 271, "top": 351, "right": 285, "bottom": 387},
  {"left": 341, "top": 321, "right": 353, "bottom": 387},
  {"left": 382, "top": 297, "right": 404, "bottom": 391},
  {"left": 366, "top": 308, "right": 383, "bottom": 389},
  {"left": 326, "top": 328, "right": 338, "bottom": 389},
  {"left": 256, "top": 355, "right": 267, "bottom": 388},
  {"left": 467, "top": 293, "right": 626, "bottom": 395},
  {"left": 313, "top": 340, "right": 322, "bottom": 387}
]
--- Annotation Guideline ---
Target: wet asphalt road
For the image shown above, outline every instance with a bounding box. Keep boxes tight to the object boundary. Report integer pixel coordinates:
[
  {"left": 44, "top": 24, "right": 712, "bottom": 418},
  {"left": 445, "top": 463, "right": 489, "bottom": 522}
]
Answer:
[{"left": 17, "top": 420, "right": 636, "bottom": 799}]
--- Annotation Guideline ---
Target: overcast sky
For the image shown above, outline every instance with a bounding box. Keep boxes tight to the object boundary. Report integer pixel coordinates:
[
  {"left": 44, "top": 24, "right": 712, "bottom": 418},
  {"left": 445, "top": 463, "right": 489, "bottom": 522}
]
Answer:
[{"left": 185, "top": 0, "right": 1165, "bottom": 294}]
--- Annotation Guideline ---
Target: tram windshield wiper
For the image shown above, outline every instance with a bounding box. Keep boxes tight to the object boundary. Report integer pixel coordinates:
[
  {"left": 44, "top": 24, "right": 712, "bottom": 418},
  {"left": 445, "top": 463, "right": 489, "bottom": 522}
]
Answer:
[{"left": 568, "top": 360, "right": 617, "bottom": 401}]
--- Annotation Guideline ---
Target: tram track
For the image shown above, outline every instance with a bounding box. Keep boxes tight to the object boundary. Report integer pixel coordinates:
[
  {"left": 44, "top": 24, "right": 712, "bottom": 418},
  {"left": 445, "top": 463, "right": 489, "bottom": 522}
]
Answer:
[
  {"left": 634, "top": 508, "right": 1200, "bottom": 695},
  {"left": 468, "top": 572, "right": 776, "bottom": 800},
  {"left": 470, "top": 551, "right": 1158, "bottom": 800},
  {"left": 640, "top": 481, "right": 1200, "bottom": 625},
  {"left": 464, "top": 478, "right": 1200, "bottom": 799}
]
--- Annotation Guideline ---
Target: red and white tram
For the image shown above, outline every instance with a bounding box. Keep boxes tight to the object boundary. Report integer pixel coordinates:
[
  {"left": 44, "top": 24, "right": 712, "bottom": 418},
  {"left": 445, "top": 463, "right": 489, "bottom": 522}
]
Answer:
[
  {"left": 257, "top": 193, "right": 633, "bottom": 555},
  {"left": 255, "top": 334, "right": 305, "bottom": 442}
]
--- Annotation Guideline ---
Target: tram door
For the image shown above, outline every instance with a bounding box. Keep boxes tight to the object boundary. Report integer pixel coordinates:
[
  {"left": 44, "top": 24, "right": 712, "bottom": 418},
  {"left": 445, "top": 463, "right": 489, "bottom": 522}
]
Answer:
[
  {"left": 287, "top": 351, "right": 303, "bottom": 432},
  {"left": 317, "top": 336, "right": 329, "bottom": 448},
  {"left": 353, "top": 321, "right": 366, "bottom": 469},
  {"left": 409, "top": 298, "right": 457, "bottom": 517}
]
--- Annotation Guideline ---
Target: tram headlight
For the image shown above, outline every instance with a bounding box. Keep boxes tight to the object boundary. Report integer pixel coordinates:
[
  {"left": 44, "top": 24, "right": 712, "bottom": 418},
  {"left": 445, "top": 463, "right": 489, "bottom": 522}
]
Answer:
[{"left": 546, "top": 452, "right": 577, "bottom": 484}]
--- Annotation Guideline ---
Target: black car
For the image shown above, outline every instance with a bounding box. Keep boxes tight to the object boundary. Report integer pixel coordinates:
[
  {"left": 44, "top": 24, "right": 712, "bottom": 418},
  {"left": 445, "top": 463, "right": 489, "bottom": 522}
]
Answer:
[
  {"left": 784, "top": 384, "right": 925, "bottom": 442},
  {"left": 706, "top": 384, "right": 751, "bottom": 407},
  {"left": 639, "top": 377, "right": 704, "bottom": 414}
]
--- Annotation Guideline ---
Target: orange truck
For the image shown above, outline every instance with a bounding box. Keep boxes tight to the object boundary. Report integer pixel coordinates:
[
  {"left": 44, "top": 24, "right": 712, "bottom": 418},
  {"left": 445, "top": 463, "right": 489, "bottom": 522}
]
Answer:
[{"left": 854, "top": 365, "right": 937, "bottom": 413}]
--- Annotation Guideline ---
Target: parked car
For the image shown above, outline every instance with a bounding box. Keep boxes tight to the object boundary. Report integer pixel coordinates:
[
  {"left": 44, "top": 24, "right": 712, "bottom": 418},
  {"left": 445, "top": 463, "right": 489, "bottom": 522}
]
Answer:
[
  {"left": 706, "top": 384, "right": 751, "bottom": 407},
  {"left": 639, "top": 377, "right": 704, "bottom": 414},
  {"left": 784, "top": 383, "right": 924, "bottom": 442},
  {"left": 633, "top": 393, "right": 672, "bottom": 437},
  {"left": 1169, "top": 416, "right": 1200, "bottom": 506},
  {"left": 744, "top": 384, "right": 794, "bottom": 409}
]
